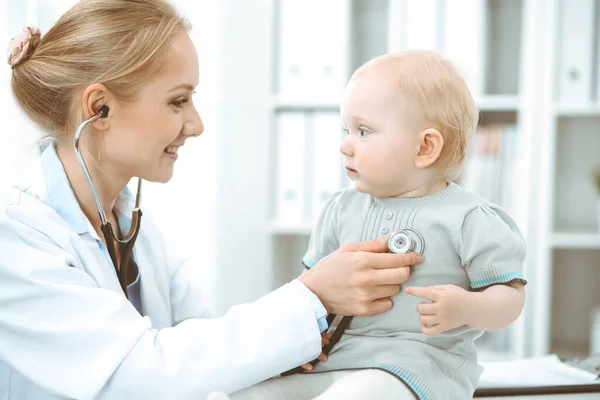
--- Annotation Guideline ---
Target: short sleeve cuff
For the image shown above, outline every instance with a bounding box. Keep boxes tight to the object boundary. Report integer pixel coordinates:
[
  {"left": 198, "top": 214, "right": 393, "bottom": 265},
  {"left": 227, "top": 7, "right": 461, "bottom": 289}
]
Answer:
[{"left": 469, "top": 268, "right": 527, "bottom": 290}]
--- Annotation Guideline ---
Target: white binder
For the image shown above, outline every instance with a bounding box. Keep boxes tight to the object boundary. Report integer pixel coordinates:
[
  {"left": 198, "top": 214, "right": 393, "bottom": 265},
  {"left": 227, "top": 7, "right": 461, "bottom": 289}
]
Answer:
[
  {"left": 310, "top": 112, "right": 344, "bottom": 222},
  {"left": 277, "top": 0, "right": 349, "bottom": 99},
  {"left": 309, "top": 0, "right": 350, "bottom": 98},
  {"left": 277, "top": 0, "right": 312, "bottom": 97},
  {"left": 557, "top": 0, "right": 595, "bottom": 104},
  {"left": 388, "top": 0, "right": 441, "bottom": 52},
  {"left": 275, "top": 112, "right": 307, "bottom": 224},
  {"left": 441, "top": 0, "right": 487, "bottom": 97},
  {"left": 597, "top": 1, "right": 600, "bottom": 102}
]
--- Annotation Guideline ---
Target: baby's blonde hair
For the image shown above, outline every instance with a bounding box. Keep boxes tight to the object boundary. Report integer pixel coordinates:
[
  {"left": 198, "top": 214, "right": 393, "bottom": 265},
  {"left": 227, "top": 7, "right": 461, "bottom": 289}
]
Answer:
[
  {"left": 10, "top": 0, "right": 191, "bottom": 142},
  {"left": 356, "top": 50, "right": 478, "bottom": 181}
]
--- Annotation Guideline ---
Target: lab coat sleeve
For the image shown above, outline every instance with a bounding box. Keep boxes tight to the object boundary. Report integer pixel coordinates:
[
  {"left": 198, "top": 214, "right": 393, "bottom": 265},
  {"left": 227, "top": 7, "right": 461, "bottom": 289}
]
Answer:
[{"left": 0, "top": 216, "right": 322, "bottom": 400}]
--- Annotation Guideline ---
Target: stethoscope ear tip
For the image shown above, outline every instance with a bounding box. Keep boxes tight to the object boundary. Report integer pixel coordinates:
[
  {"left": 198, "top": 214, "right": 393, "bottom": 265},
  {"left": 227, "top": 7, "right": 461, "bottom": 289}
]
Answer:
[{"left": 98, "top": 105, "right": 109, "bottom": 118}]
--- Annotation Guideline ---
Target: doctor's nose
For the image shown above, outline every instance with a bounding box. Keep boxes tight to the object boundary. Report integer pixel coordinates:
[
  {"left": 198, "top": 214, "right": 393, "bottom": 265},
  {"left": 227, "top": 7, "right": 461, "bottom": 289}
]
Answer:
[
  {"left": 339, "top": 135, "right": 354, "bottom": 157},
  {"left": 185, "top": 107, "right": 204, "bottom": 137}
]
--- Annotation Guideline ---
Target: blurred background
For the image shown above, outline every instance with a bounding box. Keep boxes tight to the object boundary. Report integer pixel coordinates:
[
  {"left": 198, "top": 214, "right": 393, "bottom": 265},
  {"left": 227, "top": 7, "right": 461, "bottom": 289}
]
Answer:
[{"left": 1, "top": 0, "right": 600, "bottom": 363}]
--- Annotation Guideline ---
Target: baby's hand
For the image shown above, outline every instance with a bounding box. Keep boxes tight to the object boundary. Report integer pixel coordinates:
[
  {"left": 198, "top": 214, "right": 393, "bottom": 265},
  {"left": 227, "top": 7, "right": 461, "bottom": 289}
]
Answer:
[
  {"left": 300, "top": 332, "right": 332, "bottom": 371},
  {"left": 406, "top": 285, "right": 472, "bottom": 335}
]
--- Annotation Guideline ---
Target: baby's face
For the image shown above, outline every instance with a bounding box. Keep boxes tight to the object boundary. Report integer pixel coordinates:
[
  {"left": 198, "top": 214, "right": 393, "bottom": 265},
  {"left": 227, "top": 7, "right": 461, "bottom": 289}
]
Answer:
[{"left": 340, "top": 71, "right": 421, "bottom": 198}]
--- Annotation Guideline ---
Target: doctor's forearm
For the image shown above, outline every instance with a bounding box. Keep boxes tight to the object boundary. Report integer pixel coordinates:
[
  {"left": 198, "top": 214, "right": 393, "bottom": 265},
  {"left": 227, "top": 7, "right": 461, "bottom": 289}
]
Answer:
[
  {"left": 96, "top": 282, "right": 322, "bottom": 398},
  {"left": 466, "top": 283, "right": 525, "bottom": 331}
]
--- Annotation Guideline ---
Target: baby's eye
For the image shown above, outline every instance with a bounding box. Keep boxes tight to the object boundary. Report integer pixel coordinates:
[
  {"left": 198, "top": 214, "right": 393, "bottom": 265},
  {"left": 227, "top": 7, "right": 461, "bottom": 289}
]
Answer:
[{"left": 359, "top": 129, "right": 372, "bottom": 137}]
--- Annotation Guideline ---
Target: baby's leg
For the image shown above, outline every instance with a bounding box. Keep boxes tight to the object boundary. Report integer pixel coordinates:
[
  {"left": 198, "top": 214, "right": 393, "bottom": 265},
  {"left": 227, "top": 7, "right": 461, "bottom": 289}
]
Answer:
[
  {"left": 229, "top": 372, "right": 337, "bottom": 400},
  {"left": 312, "top": 370, "right": 416, "bottom": 400}
]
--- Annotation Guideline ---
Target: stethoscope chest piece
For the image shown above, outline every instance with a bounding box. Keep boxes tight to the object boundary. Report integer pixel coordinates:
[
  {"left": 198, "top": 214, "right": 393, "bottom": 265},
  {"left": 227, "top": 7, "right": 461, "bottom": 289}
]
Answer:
[{"left": 387, "top": 228, "right": 425, "bottom": 255}]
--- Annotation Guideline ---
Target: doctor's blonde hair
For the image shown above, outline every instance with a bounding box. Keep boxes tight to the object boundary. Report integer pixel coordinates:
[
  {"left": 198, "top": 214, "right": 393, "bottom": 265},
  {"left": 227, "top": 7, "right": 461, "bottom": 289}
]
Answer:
[{"left": 10, "top": 0, "right": 191, "bottom": 142}]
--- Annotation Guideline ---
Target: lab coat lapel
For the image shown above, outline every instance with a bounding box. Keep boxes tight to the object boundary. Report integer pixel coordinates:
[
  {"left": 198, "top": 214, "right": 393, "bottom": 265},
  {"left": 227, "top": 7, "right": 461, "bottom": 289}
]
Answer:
[{"left": 136, "top": 232, "right": 173, "bottom": 329}]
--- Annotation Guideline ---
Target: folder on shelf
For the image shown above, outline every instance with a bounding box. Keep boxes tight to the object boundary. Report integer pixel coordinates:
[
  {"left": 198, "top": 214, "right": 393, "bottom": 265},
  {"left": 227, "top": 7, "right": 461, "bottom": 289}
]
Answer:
[
  {"left": 387, "top": 0, "right": 486, "bottom": 96},
  {"left": 402, "top": 0, "right": 441, "bottom": 51},
  {"left": 474, "top": 354, "right": 600, "bottom": 397},
  {"left": 274, "top": 112, "right": 307, "bottom": 224},
  {"left": 459, "top": 125, "right": 523, "bottom": 216},
  {"left": 277, "top": 0, "right": 349, "bottom": 98},
  {"left": 441, "top": 0, "right": 487, "bottom": 97},
  {"left": 310, "top": 112, "right": 344, "bottom": 222},
  {"left": 557, "top": 0, "right": 595, "bottom": 104},
  {"left": 596, "top": 0, "right": 600, "bottom": 102}
]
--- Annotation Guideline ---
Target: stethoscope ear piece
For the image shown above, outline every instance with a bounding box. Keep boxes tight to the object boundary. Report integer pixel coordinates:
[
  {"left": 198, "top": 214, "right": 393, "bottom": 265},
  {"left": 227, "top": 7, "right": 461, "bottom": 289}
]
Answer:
[{"left": 97, "top": 105, "right": 109, "bottom": 118}]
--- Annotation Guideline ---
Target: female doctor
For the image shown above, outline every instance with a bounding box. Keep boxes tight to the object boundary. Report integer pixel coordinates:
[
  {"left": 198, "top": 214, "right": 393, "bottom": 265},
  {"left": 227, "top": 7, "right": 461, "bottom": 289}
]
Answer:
[{"left": 0, "top": 1, "right": 423, "bottom": 399}]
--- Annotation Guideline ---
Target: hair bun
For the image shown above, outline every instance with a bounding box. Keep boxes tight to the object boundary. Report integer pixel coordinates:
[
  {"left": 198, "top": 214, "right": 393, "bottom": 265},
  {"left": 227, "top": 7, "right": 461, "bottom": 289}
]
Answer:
[{"left": 7, "top": 26, "right": 41, "bottom": 69}]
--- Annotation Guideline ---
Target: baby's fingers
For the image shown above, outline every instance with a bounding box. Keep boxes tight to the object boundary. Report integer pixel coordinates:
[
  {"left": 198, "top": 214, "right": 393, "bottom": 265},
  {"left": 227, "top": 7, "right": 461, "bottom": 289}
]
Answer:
[
  {"left": 321, "top": 333, "right": 332, "bottom": 345},
  {"left": 419, "top": 314, "right": 437, "bottom": 325},
  {"left": 300, "top": 353, "right": 328, "bottom": 371},
  {"left": 300, "top": 362, "right": 313, "bottom": 371}
]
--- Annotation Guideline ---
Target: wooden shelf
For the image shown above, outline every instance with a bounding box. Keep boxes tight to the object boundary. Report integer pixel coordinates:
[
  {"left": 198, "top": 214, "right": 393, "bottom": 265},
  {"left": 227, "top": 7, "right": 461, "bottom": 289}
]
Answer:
[{"left": 552, "top": 232, "right": 600, "bottom": 249}]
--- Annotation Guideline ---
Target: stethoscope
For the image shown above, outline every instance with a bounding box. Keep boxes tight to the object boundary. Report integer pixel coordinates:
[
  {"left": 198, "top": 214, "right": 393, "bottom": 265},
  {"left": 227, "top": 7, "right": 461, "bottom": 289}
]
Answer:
[
  {"left": 74, "top": 105, "right": 142, "bottom": 297},
  {"left": 282, "top": 228, "right": 425, "bottom": 376}
]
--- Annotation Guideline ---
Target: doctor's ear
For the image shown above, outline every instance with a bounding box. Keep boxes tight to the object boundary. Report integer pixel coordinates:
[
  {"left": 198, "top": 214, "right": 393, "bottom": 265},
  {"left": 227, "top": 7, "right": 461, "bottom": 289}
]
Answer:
[
  {"left": 81, "top": 83, "right": 112, "bottom": 130},
  {"left": 414, "top": 128, "right": 444, "bottom": 169}
]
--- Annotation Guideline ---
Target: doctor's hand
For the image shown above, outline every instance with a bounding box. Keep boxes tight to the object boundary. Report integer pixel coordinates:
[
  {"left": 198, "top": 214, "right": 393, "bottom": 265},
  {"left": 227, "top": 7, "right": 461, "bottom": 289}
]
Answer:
[{"left": 299, "top": 236, "right": 424, "bottom": 317}]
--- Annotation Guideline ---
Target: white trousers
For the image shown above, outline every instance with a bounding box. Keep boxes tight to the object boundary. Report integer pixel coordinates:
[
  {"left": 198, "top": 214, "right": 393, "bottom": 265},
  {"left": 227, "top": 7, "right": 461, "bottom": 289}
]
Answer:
[{"left": 229, "top": 369, "right": 417, "bottom": 400}]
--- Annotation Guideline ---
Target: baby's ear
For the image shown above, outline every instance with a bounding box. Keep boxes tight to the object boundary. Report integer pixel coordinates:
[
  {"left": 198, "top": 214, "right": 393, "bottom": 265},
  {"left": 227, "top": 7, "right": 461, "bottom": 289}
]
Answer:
[{"left": 414, "top": 128, "right": 444, "bottom": 169}]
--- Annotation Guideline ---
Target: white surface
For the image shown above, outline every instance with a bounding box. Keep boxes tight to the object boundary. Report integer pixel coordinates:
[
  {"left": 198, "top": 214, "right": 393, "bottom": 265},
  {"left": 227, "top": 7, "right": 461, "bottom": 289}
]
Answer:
[{"left": 479, "top": 355, "right": 598, "bottom": 388}]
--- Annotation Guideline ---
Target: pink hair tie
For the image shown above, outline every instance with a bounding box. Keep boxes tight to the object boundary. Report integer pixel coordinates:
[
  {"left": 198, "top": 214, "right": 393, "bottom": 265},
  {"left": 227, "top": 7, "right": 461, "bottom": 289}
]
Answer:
[{"left": 7, "top": 26, "right": 41, "bottom": 69}]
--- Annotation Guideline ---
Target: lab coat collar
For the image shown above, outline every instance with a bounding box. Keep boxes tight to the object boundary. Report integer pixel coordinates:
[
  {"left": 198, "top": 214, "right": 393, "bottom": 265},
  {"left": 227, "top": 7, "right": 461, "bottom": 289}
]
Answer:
[{"left": 15, "top": 140, "right": 138, "bottom": 240}]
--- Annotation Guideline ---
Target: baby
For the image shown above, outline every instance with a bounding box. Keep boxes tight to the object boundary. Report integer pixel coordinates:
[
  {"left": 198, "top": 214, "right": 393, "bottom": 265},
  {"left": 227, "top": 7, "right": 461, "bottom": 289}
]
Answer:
[{"left": 231, "top": 50, "right": 527, "bottom": 400}]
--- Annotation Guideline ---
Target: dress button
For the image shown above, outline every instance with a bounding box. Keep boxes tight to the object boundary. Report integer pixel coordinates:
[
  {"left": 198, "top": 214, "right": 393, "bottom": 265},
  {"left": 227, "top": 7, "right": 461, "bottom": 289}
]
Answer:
[
  {"left": 381, "top": 227, "right": 389, "bottom": 234},
  {"left": 385, "top": 211, "right": 393, "bottom": 220}
]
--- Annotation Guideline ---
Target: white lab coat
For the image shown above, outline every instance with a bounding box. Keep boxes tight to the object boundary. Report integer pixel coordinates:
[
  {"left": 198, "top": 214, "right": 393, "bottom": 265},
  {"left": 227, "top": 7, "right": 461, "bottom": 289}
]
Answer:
[{"left": 0, "top": 144, "right": 322, "bottom": 400}]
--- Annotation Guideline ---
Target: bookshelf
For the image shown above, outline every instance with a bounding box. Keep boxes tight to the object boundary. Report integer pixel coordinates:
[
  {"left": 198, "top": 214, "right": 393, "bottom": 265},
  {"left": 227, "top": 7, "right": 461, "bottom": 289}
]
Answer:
[
  {"left": 524, "top": 0, "right": 600, "bottom": 360},
  {"left": 263, "top": 0, "right": 547, "bottom": 363}
]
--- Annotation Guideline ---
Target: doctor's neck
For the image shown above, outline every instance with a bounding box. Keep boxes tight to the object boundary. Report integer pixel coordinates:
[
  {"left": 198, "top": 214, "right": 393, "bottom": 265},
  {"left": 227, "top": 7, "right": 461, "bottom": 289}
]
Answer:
[{"left": 56, "top": 143, "right": 129, "bottom": 236}]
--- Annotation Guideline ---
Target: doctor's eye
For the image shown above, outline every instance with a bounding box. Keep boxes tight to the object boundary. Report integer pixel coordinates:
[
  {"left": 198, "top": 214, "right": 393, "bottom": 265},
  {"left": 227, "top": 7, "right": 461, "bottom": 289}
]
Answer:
[{"left": 171, "top": 98, "right": 190, "bottom": 109}]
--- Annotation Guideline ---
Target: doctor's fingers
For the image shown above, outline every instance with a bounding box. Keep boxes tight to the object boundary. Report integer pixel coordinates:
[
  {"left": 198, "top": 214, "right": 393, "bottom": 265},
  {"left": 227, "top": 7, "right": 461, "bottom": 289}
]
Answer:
[
  {"left": 369, "top": 265, "right": 412, "bottom": 285},
  {"left": 363, "top": 283, "right": 402, "bottom": 302},
  {"left": 365, "top": 251, "right": 424, "bottom": 270},
  {"left": 341, "top": 235, "right": 390, "bottom": 253}
]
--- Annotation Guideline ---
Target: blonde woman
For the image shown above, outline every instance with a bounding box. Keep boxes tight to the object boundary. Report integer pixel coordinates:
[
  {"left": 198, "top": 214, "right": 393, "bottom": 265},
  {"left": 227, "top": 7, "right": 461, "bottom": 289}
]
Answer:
[{"left": 0, "top": 1, "right": 424, "bottom": 399}]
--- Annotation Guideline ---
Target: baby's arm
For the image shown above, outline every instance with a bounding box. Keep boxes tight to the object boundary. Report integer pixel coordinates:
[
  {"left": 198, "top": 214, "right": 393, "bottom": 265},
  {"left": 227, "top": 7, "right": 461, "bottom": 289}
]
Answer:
[
  {"left": 406, "top": 281, "right": 525, "bottom": 335},
  {"left": 466, "top": 281, "right": 525, "bottom": 331},
  {"left": 407, "top": 203, "right": 527, "bottom": 335}
]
